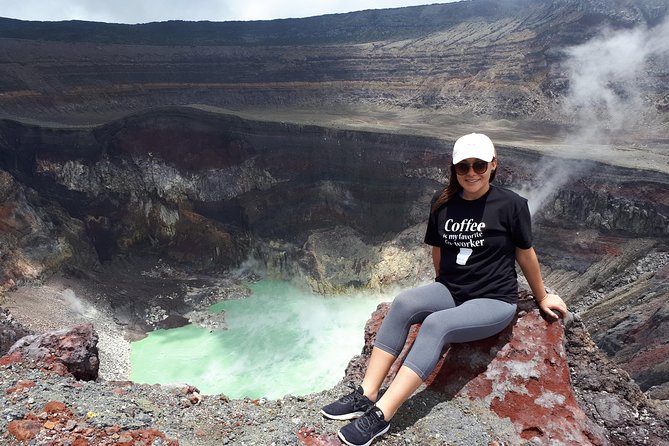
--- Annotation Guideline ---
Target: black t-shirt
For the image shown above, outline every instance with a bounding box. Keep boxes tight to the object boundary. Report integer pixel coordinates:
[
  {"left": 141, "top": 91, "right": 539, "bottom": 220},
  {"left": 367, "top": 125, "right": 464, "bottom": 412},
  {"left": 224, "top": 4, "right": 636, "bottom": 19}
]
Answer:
[{"left": 424, "top": 185, "right": 532, "bottom": 304}]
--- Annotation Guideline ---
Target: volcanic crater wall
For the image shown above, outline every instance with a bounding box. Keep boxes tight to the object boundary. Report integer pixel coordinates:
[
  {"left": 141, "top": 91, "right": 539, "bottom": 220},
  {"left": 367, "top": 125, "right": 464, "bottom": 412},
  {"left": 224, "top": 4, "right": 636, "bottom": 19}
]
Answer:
[
  {"left": 0, "top": 106, "right": 665, "bottom": 271},
  {"left": 1, "top": 0, "right": 668, "bottom": 125}
]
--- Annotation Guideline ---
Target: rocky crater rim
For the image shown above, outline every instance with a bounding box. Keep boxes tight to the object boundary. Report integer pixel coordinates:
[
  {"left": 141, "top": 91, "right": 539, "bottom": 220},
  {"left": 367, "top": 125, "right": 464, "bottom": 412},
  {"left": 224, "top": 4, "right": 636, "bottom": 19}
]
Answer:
[{"left": 3, "top": 104, "right": 668, "bottom": 174}]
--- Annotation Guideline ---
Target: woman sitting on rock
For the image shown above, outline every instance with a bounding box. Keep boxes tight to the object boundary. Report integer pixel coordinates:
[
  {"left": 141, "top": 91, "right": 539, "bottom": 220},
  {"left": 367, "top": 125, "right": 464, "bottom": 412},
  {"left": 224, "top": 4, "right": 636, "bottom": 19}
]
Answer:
[{"left": 320, "top": 132, "right": 568, "bottom": 446}]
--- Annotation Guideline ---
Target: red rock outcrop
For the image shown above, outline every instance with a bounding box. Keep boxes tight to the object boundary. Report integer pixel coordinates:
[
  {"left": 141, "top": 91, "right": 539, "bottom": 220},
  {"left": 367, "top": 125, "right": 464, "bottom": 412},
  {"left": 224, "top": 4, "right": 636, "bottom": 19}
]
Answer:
[
  {"left": 425, "top": 306, "right": 606, "bottom": 444},
  {"left": 307, "top": 292, "right": 609, "bottom": 446},
  {"left": 1, "top": 323, "right": 99, "bottom": 381}
]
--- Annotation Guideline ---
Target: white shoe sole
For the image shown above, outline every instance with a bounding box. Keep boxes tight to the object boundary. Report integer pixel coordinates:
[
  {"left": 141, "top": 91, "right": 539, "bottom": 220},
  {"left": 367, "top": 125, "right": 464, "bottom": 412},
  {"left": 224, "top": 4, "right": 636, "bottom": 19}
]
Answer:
[
  {"left": 337, "top": 423, "right": 390, "bottom": 446},
  {"left": 320, "top": 409, "right": 365, "bottom": 420}
]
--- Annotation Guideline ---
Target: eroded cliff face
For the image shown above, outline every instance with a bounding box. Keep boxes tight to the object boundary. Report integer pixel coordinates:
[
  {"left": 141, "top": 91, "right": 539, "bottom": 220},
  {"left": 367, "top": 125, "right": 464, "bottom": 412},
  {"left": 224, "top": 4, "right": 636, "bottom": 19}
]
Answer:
[
  {"left": 0, "top": 0, "right": 667, "bottom": 126},
  {"left": 1, "top": 106, "right": 665, "bottom": 270},
  {"left": 0, "top": 169, "right": 98, "bottom": 293}
]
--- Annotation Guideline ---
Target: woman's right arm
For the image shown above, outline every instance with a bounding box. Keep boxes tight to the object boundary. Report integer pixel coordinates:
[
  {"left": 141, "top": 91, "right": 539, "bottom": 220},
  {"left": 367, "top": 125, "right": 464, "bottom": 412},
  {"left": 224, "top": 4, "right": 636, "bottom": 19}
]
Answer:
[{"left": 432, "top": 246, "right": 440, "bottom": 277}]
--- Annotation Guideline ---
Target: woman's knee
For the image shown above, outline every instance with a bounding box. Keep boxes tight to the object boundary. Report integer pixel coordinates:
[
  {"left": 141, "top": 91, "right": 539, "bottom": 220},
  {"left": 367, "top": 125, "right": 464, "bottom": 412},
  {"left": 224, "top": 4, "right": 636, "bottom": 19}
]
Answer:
[
  {"left": 387, "top": 289, "right": 418, "bottom": 315},
  {"left": 415, "top": 313, "right": 447, "bottom": 342}
]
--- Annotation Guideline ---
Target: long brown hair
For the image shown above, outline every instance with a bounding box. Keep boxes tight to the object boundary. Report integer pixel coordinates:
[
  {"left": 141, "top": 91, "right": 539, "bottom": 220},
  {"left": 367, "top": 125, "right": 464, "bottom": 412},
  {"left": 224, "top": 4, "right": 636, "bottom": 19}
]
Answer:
[{"left": 430, "top": 160, "right": 497, "bottom": 213}]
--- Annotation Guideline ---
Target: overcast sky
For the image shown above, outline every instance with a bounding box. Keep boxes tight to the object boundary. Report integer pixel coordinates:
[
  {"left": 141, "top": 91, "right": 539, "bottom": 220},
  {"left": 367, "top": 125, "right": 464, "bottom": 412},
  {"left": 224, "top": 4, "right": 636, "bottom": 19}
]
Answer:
[{"left": 0, "top": 1, "right": 458, "bottom": 24}]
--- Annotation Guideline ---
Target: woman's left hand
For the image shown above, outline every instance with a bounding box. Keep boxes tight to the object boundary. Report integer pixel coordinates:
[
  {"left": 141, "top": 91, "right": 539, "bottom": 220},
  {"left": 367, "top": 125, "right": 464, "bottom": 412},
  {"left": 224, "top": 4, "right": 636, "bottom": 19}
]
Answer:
[{"left": 537, "top": 293, "right": 568, "bottom": 320}]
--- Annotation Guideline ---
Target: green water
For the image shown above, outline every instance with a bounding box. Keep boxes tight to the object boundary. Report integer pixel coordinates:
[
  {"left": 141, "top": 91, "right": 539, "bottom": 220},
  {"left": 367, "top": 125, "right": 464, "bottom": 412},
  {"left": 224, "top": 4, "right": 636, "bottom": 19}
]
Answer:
[{"left": 130, "top": 280, "right": 389, "bottom": 399}]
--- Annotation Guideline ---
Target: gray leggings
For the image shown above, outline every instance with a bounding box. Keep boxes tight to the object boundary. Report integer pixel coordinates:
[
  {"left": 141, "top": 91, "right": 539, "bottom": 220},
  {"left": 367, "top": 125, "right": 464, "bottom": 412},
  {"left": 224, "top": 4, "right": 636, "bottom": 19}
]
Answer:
[{"left": 374, "top": 282, "right": 517, "bottom": 381}]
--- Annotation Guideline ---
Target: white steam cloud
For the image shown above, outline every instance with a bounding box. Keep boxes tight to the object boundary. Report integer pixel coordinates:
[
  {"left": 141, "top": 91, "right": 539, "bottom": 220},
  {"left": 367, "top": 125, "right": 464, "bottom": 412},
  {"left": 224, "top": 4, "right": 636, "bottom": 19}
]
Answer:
[
  {"left": 519, "top": 19, "right": 669, "bottom": 216},
  {"left": 561, "top": 18, "right": 669, "bottom": 145},
  {"left": 514, "top": 159, "right": 582, "bottom": 217},
  {"left": 61, "top": 288, "right": 97, "bottom": 318}
]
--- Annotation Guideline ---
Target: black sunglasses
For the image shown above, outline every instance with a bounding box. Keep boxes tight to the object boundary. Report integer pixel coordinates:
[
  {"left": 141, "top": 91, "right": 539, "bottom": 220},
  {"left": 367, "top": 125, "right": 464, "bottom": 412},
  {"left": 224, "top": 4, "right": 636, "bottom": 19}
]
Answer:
[{"left": 454, "top": 159, "right": 490, "bottom": 175}]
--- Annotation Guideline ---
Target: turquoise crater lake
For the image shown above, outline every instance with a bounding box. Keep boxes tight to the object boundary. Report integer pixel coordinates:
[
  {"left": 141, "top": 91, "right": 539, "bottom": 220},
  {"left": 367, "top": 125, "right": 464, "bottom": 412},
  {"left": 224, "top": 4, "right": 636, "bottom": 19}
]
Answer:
[{"left": 130, "top": 280, "right": 391, "bottom": 399}]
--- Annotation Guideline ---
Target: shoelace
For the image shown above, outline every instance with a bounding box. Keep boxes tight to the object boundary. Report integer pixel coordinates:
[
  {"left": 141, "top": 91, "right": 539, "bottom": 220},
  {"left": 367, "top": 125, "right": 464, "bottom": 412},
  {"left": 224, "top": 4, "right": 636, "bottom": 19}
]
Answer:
[
  {"left": 357, "top": 409, "right": 383, "bottom": 431},
  {"left": 340, "top": 384, "right": 365, "bottom": 405}
]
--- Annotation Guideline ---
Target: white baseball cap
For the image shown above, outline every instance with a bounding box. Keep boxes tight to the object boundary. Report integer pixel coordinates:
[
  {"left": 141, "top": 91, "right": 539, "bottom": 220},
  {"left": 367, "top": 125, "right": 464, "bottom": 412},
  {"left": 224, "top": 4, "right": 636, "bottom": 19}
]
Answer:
[{"left": 452, "top": 133, "right": 496, "bottom": 164}]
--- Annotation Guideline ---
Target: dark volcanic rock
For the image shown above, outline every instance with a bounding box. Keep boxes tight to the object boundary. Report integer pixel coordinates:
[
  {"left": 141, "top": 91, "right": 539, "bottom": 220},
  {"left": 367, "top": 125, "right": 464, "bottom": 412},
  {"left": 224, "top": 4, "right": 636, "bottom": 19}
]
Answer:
[
  {"left": 0, "top": 169, "right": 99, "bottom": 293},
  {"left": 567, "top": 317, "right": 669, "bottom": 446},
  {"left": 0, "top": 307, "right": 32, "bottom": 356},
  {"left": 0, "top": 108, "right": 665, "bottom": 264},
  {"left": 0, "top": 108, "right": 445, "bottom": 264},
  {"left": 3, "top": 323, "right": 99, "bottom": 381},
  {"left": 584, "top": 256, "right": 669, "bottom": 398},
  {"left": 543, "top": 184, "right": 668, "bottom": 237}
]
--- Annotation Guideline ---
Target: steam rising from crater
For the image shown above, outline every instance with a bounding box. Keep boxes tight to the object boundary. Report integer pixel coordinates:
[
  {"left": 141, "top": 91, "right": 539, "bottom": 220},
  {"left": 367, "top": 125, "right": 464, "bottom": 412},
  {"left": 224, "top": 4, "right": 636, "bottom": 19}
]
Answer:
[
  {"left": 561, "top": 18, "right": 669, "bottom": 145},
  {"left": 61, "top": 288, "right": 97, "bottom": 318},
  {"left": 513, "top": 159, "right": 580, "bottom": 217},
  {"left": 520, "top": 19, "right": 669, "bottom": 216},
  {"left": 131, "top": 280, "right": 389, "bottom": 398}
]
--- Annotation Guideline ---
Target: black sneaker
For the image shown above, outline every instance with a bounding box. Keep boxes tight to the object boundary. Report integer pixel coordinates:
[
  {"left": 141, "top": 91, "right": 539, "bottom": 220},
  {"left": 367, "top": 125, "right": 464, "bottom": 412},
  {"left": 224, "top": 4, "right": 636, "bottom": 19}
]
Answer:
[
  {"left": 338, "top": 406, "right": 390, "bottom": 446},
  {"left": 321, "top": 385, "right": 374, "bottom": 420}
]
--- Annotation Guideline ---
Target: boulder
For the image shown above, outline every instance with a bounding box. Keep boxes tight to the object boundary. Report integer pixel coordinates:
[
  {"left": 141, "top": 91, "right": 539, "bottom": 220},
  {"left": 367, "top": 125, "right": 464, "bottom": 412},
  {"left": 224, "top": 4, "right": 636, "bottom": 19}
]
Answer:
[
  {"left": 0, "top": 306, "right": 32, "bottom": 356},
  {"left": 1, "top": 323, "right": 99, "bottom": 380},
  {"left": 340, "top": 292, "right": 608, "bottom": 445}
]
